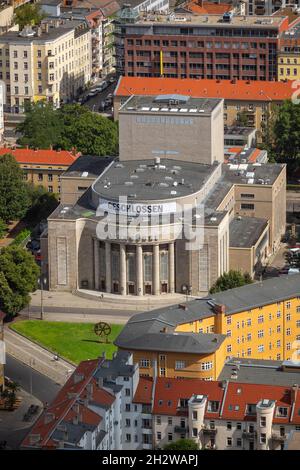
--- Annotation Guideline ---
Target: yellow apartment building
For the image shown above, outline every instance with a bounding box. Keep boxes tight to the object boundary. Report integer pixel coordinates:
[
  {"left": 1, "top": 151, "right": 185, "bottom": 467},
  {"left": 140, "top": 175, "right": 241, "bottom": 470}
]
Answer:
[
  {"left": 278, "top": 21, "right": 300, "bottom": 82},
  {"left": 0, "top": 147, "right": 80, "bottom": 194},
  {"left": 115, "top": 274, "right": 300, "bottom": 380},
  {"left": 0, "top": 18, "right": 91, "bottom": 112}
]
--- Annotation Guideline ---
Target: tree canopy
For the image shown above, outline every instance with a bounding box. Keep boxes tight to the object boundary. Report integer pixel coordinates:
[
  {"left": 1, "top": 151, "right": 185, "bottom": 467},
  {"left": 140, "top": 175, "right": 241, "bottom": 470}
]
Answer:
[
  {"left": 14, "top": 4, "right": 45, "bottom": 30},
  {"left": 0, "top": 153, "right": 31, "bottom": 222},
  {"left": 259, "top": 100, "right": 300, "bottom": 169},
  {"left": 164, "top": 439, "right": 199, "bottom": 450},
  {"left": 209, "top": 270, "right": 253, "bottom": 294},
  {"left": 17, "top": 102, "right": 119, "bottom": 156},
  {"left": 0, "top": 245, "right": 40, "bottom": 317}
]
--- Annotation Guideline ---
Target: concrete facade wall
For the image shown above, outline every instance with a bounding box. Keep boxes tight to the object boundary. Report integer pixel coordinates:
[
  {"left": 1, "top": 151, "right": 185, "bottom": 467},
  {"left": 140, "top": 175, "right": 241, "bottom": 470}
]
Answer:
[{"left": 119, "top": 101, "right": 224, "bottom": 165}]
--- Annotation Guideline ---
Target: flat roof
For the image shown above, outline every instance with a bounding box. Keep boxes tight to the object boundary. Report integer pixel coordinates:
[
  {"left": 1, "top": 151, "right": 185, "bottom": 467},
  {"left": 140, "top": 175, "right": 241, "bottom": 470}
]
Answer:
[
  {"left": 229, "top": 216, "right": 268, "bottom": 248},
  {"left": 120, "top": 94, "right": 221, "bottom": 116},
  {"left": 219, "top": 358, "right": 300, "bottom": 387},
  {"left": 115, "top": 77, "right": 296, "bottom": 102},
  {"left": 92, "top": 158, "right": 218, "bottom": 201},
  {"left": 224, "top": 126, "right": 256, "bottom": 137},
  {"left": 61, "top": 155, "right": 113, "bottom": 179},
  {"left": 133, "top": 13, "right": 286, "bottom": 28}
]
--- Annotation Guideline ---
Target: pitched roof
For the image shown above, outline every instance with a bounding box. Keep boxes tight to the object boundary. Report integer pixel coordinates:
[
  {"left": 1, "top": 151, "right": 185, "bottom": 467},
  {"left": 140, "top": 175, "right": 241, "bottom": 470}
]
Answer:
[
  {"left": 153, "top": 377, "right": 300, "bottom": 424},
  {"left": 222, "top": 382, "right": 293, "bottom": 423},
  {"left": 0, "top": 148, "right": 81, "bottom": 166},
  {"left": 133, "top": 377, "right": 153, "bottom": 404},
  {"left": 152, "top": 377, "right": 225, "bottom": 416},
  {"left": 115, "top": 77, "right": 296, "bottom": 102}
]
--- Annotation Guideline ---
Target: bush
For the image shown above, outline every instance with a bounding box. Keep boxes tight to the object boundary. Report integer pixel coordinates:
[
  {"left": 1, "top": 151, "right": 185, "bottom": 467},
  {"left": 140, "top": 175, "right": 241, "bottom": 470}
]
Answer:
[{"left": 11, "top": 229, "right": 31, "bottom": 246}]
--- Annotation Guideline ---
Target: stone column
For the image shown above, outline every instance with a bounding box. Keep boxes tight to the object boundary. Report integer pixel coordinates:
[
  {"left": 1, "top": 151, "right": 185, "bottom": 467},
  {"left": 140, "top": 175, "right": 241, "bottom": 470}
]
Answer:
[
  {"left": 168, "top": 242, "right": 175, "bottom": 294},
  {"left": 120, "top": 244, "right": 127, "bottom": 295},
  {"left": 105, "top": 241, "right": 111, "bottom": 293},
  {"left": 136, "top": 245, "right": 143, "bottom": 296},
  {"left": 153, "top": 244, "right": 160, "bottom": 295},
  {"left": 94, "top": 239, "right": 100, "bottom": 291}
]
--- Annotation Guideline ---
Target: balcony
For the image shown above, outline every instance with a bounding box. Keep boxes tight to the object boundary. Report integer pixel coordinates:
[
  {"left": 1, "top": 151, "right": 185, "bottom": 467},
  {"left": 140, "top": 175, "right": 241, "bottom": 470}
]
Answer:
[
  {"left": 202, "top": 426, "right": 217, "bottom": 436},
  {"left": 174, "top": 425, "right": 188, "bottom": 434},
  {"left": 242, "top": 430, "right": 257, "bottom": 440}
]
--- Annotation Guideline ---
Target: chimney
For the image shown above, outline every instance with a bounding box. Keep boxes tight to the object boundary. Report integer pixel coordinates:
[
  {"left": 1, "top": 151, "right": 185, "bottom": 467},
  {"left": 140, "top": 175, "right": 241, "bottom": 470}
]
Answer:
[
  {"left": 178, "top": 303, "right": 187, "bottom": 310},
  {"left": 73, "top": 372, "right": 84, "bottom": 384},
  {"left": 213, "top": 303, "right": 226, "bottom": 315},
  {"left": 86, "top": 382, "right": 93, "bottom": 398},
  {"left": 292, "top": 384, "right": 298, "bottom": 403},
  {"left": 37, "top": 26, "right": 42, "bottom": 37},
  {"left": 97, "top": 376, "right": 104, "bottom": 388}
]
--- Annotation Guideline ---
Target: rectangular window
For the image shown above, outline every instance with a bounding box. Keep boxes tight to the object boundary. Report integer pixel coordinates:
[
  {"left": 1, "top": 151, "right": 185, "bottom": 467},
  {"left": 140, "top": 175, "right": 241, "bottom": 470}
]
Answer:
[
  {"left": 241, "top": 203, "right": 254, "bottom": 210},
  {"left": 175, "top": 361, "right": 185, "bottom": 370},
  {"left": 140, "top": 359, "right": 150, "bottom": 368}
]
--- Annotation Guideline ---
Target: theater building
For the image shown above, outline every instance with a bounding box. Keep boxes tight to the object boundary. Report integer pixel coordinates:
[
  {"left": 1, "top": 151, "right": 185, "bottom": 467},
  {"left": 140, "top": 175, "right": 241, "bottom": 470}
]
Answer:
[{"left": 44, "top": 94, "right": 286, "bottom": 297}]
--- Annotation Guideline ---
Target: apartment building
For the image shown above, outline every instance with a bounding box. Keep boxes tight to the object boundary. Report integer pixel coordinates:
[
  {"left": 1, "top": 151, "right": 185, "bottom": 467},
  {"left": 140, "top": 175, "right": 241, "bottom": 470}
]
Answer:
[
  {"left": 22, "top": 348, "right": 300, "bottom": 450},
  {"left": 116, "top": 274, "right": 300, "bottom": 380},
  {"left": 113, "top": 76, "right": 296, "bottom": 133},
  {"left": 152, "top": 377, "right": 300, "bottom": 450},
  {"left": 0, "top": 147, "right": 80, "bottom": 193},
  {"left": 115, "top": 10, "right": 289, "bottom": 81},
  {"left": 0, "top": 19, "right": 91, "bottom": 112},
  {"left": 22, "top": 351, "right": 153, "bottom": 450},
  {"left": 278, "top": 19, "right": 300, "bottom": 80}
]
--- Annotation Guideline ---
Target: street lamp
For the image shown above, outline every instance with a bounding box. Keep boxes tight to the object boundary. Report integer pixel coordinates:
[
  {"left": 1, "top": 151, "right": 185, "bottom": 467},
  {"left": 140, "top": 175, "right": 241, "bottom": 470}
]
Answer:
[
  {"left": 182, "top": 284, "right": 192, "bottom": 303},
  {"left": 38, "top": 274, "right": 47, "bottom": 321},
  {"left": 29, "top": 358, "right": 35, "bottom": 396}
]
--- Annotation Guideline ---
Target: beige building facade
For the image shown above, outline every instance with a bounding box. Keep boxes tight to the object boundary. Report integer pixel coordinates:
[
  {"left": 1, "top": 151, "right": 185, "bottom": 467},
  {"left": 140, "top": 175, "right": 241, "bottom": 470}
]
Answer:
[
  {"left": 0, "top": 19, "right": 91, "bottom": 112},
  {"left": 44, "top": 95, "right": 286, "bottom": 297}
]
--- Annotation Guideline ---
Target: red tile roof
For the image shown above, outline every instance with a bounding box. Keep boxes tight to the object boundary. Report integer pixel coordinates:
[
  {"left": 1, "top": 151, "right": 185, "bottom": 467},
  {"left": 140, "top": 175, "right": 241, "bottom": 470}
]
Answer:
[
  {"left": 185, "top": 1, "right": 232, "bottom": 15},
  {"left": 222, "top": 382, "right": 292, "bottom": 423},
  {"left": 22, "top": 359, "right": 103, "bottom": 449},
  {"left": 0, "top": 148, "right": 81, "bottom": 166},
  {"left": 153, "top": 377, "right": 225, "bottom": 416},
  {"left": 133, "top": 377, "right": 153, "bottom": 404},
  {"left": 153, "top": 378, "right": 299, "bottom": 424},
  {"left": 115, "top": 77, "right": 297, "bottom": 102}
]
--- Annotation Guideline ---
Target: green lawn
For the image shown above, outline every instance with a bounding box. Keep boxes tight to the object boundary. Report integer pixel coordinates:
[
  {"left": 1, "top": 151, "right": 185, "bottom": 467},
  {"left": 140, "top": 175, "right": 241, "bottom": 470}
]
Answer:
[{"left": 10, "top": 320, "right": 123, "bottom": 364}]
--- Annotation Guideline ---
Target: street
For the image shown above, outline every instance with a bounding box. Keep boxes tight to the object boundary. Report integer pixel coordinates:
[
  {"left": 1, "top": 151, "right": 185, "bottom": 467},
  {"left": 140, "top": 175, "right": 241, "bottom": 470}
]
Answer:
[
  {"left": 81, "top": 78, "right": 116, "bottom": 115},
  {"left": 5, "top": 327, "right": 75, "bottom": 385},
  {"left": 5, "top": 355, "right": 60, "bottom": 404}
]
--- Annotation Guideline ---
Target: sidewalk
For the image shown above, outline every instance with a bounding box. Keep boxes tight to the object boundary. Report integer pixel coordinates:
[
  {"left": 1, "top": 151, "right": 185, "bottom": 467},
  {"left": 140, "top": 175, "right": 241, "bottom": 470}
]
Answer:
[
  {"left": 0, "top": 388, "right": 42, "bottom": 449},
  {"left": 5, "top": 327, "right": 75, "bottom": 385},
  {"left": 30, "top": 289, "right": 188, "bottom": 311}
]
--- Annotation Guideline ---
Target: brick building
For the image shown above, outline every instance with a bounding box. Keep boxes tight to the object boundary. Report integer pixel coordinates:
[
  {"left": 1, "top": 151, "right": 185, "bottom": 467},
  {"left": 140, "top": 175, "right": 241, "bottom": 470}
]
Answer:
[{"left": 115, "top": 10, "right": 289, "bottom": 81}]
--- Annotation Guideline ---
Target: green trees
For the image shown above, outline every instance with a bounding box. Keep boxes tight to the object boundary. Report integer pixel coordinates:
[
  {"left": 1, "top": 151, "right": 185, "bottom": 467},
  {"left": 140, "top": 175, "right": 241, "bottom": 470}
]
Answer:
[
  {"left": 57, "top": 105, "right": 119, "bottom": 155},
  {"left": 209, "top": 270, "right": 253, "bottom": 294},
  {"left": 0, "top": 219, "right": 7, "bottom": 239},
  {"left": 164, "top": 439, "right": 199, "bottom": 450},
  {"left": 259, "top": 100, "right": 300, "bottom": 170},
  {"left": 0, "top": 153, "right": 30, "bottom": 222},
  {"left": 26, "top": 185, "right": 59, "bottom": 224},
  {"left": 14, "top": 4, "right": 45, "bottom": 30},
  {"left": 17, "top": 102, "right": 119, "bottom": 156},
  {"left": 0, "top": 245, "right": 40, "bottom": 317},
  {"left": 17, "top": 101, "right": 62, "bottom": 150}
]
